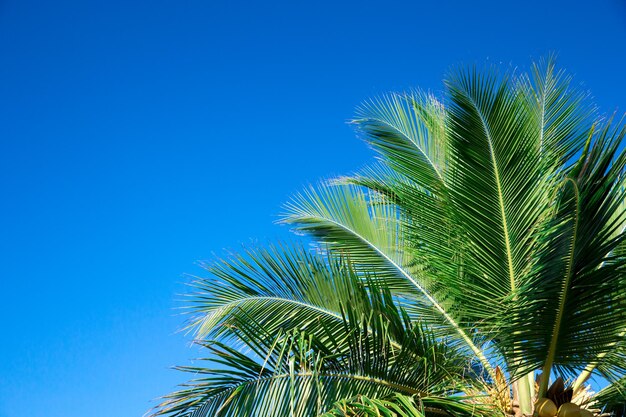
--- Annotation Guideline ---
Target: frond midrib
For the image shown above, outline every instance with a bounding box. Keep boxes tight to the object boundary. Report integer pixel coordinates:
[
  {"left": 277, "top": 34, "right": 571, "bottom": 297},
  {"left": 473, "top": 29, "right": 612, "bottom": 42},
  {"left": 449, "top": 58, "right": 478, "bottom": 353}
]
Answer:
[
  {"left": 539, "top": 178, "right": 580, "bottom": 397},
  {"left": 289, "top": 213, "right": 496, "bottom": 380},
  {"left": 465, "top": 93, "right": 517, "bottom": 294}
]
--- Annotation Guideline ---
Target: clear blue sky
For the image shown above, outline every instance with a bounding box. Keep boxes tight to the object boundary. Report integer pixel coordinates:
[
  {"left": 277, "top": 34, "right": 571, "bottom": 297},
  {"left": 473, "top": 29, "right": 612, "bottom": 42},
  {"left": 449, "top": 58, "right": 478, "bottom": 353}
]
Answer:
[{"left": 0, "top": 1, "right": 624, "bottom": 416}]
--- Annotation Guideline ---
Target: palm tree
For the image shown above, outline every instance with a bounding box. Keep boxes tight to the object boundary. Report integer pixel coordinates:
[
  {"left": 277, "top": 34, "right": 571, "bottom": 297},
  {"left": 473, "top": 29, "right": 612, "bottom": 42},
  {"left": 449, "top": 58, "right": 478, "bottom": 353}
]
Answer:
[{"left": 153, "top": 58, "right": 626, "bottom": 417}]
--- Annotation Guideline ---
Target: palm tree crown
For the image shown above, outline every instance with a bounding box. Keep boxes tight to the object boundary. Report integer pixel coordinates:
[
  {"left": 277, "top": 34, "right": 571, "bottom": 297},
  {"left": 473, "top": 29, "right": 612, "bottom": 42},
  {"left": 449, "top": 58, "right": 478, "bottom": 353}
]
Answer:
[{"left": 153, "top": 58, "right": 626, "bottom": 417}]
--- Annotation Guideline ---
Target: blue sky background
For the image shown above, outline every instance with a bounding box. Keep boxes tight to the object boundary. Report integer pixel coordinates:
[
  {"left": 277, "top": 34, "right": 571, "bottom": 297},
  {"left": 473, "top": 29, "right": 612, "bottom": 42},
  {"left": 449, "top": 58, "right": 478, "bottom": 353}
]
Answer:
[{"left": 0, "top": 1, "right": 625, "bottom": 416}]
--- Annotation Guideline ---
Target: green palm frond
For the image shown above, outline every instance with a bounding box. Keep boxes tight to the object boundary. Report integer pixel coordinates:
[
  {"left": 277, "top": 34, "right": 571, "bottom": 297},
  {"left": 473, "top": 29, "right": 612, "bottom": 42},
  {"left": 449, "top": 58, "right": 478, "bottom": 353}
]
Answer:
[
  {"left": 281, "top": 183, "right": 495, "bottom": 377},
  {"left": 575, "top": 223, "right": 626, "bottom": 388},
  {"left": 155, "top": 58, "right": 626, "bottom": 417},
  {"left": 281, "top": 184, "right": 408, "bottom": 289},
  {"left": 153, "top": 283, "right": 481, "bottom": 417},
  {"left": 594, "top": 378, "right": 626, "bottom": 416},
  {"left": 352, "top": 91, "right": 448, "bottom": 194},
  {"left": 444, "top": 65, "right": 554, "bottom": 310},
  {"left": 320, "top": 393, "right": 490, "bottom": 417},
  {"left": 186, "top": 243, "right": 360, "bottom": 344},
  {"left": 503, "top": 120, "right": 626, "bottom": 393},
  {"left": 519, "top": 56, "right": 596, "bottom": 166},
  {"left": 333, "top": 164, "right": 468, "bottom": 334},
  {"left": 590, "top": 338, "right": 626, "bottom": 386},
  {"left": 321, "top": 394, "right": 426, "bottom": 417},
  {"left": 334, "top": 163, "right": 410, "bottom": 204}
]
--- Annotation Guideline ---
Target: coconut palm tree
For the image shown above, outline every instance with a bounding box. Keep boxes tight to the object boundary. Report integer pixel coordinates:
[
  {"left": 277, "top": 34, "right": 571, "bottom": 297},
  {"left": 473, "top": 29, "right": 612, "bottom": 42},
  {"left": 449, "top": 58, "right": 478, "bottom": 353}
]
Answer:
[{"left": 153, "top": 58, "right": 626, "bottom": 417}]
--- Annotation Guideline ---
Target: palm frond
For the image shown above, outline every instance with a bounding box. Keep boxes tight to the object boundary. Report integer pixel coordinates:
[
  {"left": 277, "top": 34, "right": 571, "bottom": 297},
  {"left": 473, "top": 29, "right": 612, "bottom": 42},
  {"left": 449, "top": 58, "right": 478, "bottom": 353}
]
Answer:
[
  {"left": 502, "top": 120, "right": 626, "bottom": 393},
  {"left": 594, "top": 377, "right": 626, "bottom": 416},
  {"left": 186, "top": 243, "right": 363, "bottom": 345},
  {"left": 444, "top": 65, "right": 557, "bottom": 307},
  {"left": 153, "top": 287, "right": 480, "bottom": 417},
  {"left": 352, "top": 91, "right": 448, "bottom": 194},
  {"left": 320, "top": 393, "right": 490, "bottom": 417},
  {"left": 281, "top": 183, "right": 496, "bottom": 378}
]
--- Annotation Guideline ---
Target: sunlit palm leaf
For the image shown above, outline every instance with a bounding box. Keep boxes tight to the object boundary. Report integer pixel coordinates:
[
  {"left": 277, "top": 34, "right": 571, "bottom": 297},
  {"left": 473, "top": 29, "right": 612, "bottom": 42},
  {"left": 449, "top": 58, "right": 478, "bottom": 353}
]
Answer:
[
  {"left": 320, "top": 393, "right": 490, "bottom": 417},
  {"left": 154, "top": 285, "right": 480, "bottom": 417},
  {"left": 520, "top": 56, "right": 596, "bottom": 167},
  {"left": 281, "top": 183, "right": 495, "bottom": 376},
  {"left": 505, "top": 120, "right": 626, "bottom": 394},
  {"left": 187, "top": 243, "right": 363, "bottom": 346},
  {"left": 594, "top": 377, "right": 626, "bottom": 416},
  {"left": 352, "top": 91, "right": 448, "bottom": 194}
]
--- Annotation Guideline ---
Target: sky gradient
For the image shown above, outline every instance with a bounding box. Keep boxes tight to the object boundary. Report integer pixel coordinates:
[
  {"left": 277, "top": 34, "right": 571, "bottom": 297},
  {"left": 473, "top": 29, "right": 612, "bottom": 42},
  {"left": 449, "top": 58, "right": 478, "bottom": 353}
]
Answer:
[{"left": 1, "top": 1, "right": 625, "bottom": 416}]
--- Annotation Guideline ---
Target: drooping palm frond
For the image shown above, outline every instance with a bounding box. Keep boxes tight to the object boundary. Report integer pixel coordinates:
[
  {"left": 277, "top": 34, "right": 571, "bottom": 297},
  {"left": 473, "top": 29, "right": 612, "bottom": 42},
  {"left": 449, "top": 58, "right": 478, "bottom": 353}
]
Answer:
[
  {"left": 321, "top": 394, "right": 425, "bottom": 417},
  {"left": 334, "top": 163, "right": 411, "bottom": 204},
  {"left": 281, "top": 183, "right": 495, "bottom": 378},
  {"left": 281, "top": 184, "right": 409, "bottom": 291},
  {"left": 334, "top": 163, "right": 462, "bottom": 321},
  {"left": 153, "top": 278, "right": 482, "bottom": 417},
  {"left": 155, "top": 331, "right": 393, "bottom": 417},
  {"left": 186, "top": 243, "right": 366, "bottom": 345},
  {"left": 348, "top": 93, "right": 463, "bottom": 314}
]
